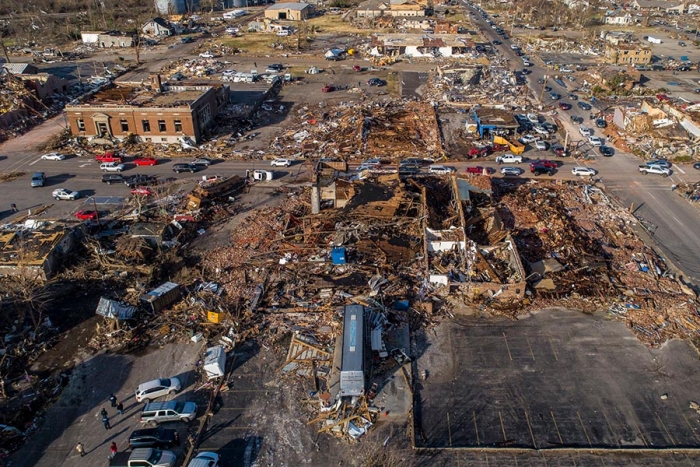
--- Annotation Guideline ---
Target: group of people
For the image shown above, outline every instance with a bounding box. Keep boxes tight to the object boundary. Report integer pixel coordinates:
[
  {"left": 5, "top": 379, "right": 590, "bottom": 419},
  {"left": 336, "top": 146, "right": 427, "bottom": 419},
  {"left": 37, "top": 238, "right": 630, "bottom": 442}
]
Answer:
[{"left": 75, "top": 393, "right": 125, "bottom": 459}]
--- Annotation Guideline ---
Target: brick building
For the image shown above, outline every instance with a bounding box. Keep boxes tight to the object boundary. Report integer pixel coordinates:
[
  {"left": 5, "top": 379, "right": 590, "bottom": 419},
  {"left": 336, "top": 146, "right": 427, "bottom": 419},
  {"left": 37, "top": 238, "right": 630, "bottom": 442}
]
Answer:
[
  {"left": 604, "top": 43, "right": 652, "bottom": 65},
  {"left": 64, "top": 76, "right": 229, "bottom": 144}
]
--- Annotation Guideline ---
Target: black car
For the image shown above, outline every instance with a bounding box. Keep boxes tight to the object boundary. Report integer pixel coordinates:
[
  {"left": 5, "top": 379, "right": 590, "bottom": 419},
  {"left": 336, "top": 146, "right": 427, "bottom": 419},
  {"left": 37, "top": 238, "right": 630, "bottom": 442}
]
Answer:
[
  {"left": 102, "top": 174, "right": 125, "bottom": 185},
  {"left": 266, "top": 63, "right": 284, "bottom": 72},
  {"left": 693, "top": 162, "right": 700, "bottom": 170},
  {"left": 571, "top": 115, "right": 584, "bottom": 124},
  {"left": 128, "top": 427, "right": 179, "bottom": 449},
  {"left": 180, "top": 37, "right": 194, "bottom": 44},
  {"left": 173, "top": 163, "right": 200, "bottom": 173},
  {"left": 492, "top": 39, "right": 502, "bottom": 45},
  {"left": 599, "top": 146, "right": 614, "bottom": 157},
  {"left": 367, "top": 78, "right": 386, "bottom": 86},
  {"left": 124, "top": 174, "right": 158, "bottom": 188},
  {"left": 521, "top": 69, "right": 531, "bottom": 75},
  {"left": 568, "top": 93, "right": 579, "bottom": 100},
  {"left": 595, "top": 118, "right": 607, "bottom": 128},
  {"left": 530, "top": 164, "right": 555, "bottom": 176},
  {"left": 542, "top": 122, "right": 557, "bottom": 134},
  {"left": 577, "top": 101, "right": 592, "bottom": 110}
]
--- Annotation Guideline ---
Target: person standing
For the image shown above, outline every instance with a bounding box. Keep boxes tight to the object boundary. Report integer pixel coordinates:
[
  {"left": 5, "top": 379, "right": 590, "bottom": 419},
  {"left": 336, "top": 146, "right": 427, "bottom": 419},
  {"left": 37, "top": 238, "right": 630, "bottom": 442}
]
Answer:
[
  {"left": 76, "top": 442, "right": 86, "bottom": 457},
  {"left": 10, "top": 204, "right": 17, "bottom": 213},
  {"left": 109, "top": 442, "right": 118, "bottom": 459},
  {"left": 109, "top": 393, "right": 117, "bottom": 407},
  {"left": 117, "top": 401, "right": 124, "bottom": 415},
  {"left": 102, "top": 413, "right": 111, "bottom": 430},
  {"left": 100, "top": 407, "right": 108, "bottom": 418}
]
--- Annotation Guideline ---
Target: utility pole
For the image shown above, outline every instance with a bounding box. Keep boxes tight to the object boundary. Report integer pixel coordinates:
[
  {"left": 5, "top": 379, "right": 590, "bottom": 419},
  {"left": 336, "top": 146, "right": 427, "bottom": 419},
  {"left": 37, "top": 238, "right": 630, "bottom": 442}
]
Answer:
[
  {"left": 0, "top": 39, "right": 10, "bottom": 63},
  {"left": 135, "top": 15, "right": 142, "bottom": 66}
]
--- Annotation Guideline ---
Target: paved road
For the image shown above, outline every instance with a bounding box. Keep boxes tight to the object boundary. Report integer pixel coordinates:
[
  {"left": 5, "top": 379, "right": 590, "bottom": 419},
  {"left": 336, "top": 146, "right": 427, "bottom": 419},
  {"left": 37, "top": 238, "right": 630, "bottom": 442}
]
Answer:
[{"left": 463, "top": 0, "right": 700, "bottom": 284}]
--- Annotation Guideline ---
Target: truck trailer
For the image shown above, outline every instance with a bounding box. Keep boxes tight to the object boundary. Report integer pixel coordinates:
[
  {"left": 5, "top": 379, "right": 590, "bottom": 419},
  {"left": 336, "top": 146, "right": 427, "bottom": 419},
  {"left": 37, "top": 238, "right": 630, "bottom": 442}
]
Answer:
[{"left": 340, "top": 305, "right": 365, "bottom": 397}]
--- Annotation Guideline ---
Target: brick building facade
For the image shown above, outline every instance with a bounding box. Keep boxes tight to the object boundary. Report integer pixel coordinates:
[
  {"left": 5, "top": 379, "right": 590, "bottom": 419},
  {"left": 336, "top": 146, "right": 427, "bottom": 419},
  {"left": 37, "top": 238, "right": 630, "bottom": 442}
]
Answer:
[{"left": 64, "top": 77, "right": 229, "bottom": 144}]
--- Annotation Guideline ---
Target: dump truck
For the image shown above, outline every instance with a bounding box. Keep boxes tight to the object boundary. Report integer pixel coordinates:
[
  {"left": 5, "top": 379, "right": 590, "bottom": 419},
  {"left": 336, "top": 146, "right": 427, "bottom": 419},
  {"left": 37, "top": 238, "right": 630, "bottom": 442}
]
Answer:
[{"left": 492, "top": 135, "right": 525, "bottom": 155}]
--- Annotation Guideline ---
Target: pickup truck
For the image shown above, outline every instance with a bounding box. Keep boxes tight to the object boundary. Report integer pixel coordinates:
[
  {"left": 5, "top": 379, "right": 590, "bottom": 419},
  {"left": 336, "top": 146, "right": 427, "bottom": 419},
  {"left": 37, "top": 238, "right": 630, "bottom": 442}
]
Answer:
[
  {"left": 109, "top": 448, "right": 176, "bottom": 467},
  {"left": 639, "top": 165, "right": 670, "bottom": 177},
  {"left": 495, "top": 154, "right": 523, "bottom": 164},
  {"left": 95, "top": 152, "right": 124, "bottom": 163}
]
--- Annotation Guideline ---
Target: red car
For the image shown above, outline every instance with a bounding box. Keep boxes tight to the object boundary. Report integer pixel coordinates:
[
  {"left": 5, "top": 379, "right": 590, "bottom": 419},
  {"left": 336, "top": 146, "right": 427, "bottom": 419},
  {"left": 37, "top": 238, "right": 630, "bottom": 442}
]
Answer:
[
  {"left": 322, "top": 85, "right": 335, "bottom": 93},
  {"left": 467, "top": 147, "right": 491, "bottom": 158},
  {"left": 131, "top": 187, "right": 153, "bottom": 196},
  {"left": 95, "top": 152, "right": 123, "bottom": 163},
  {"left": 558, "top": 102, "right": 572, "bottom": 110},
  {"left": 75, "top": 210, "right": 98, "bottom": 221},
  {"left": 466, "top": 166, "right": 486, "bottom": 174},
  {"left": 353, "top": 65, "right": 362, "bottom": 72},
  {"left": 133, "top": 157, "right": 157, "bottom": 166},
  {"left": 530, "top": 159, "right": 557, "bottom": 169}
]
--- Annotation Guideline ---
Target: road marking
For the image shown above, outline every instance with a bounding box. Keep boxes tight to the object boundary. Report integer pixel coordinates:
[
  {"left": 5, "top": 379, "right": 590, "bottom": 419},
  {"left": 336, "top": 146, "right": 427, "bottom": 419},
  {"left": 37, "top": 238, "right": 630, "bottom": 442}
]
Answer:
[
  {"left": 446, "top": 411, "right": 452, "bottom": 447},
  {"left": 79, "top": 163, "right": 92, "bottom": 167},
  {"left": 550, "top": 411, "right": 564, "bottom": 444},
  {"left": 577, "top": 411, "right": 593, "bottom": 447},
  {"left": 602, "top": 410, "right": 620, "bottom": 447},
  {"left": 29, "top": 159, "right": 40, "bottom": 166},
  {"left": 498, "top": 411, "right": 508, "bottom": 442},
  {"left": 472, "top": 411, "right": 481, "bottom": 445},
  {"left": 502, "top": 332, "right": 513, "bottom": 361},
  {"left": 629, "top": 410, "right": 649, "bottom": 446},
  {"left": 524, "top": 409, "right": 537, "bottom": 448},
  {"left": 525, "top": 336, "right": 535, "bottom": 361},
  {"left": 675, "top": 165, "right": 686, "bottom": 174},
  {"left": 655, "top": 411, "right": 676, "bottom": 446},
  {"left": 548, "top": 336, "right": 559, "bottom": 361}
]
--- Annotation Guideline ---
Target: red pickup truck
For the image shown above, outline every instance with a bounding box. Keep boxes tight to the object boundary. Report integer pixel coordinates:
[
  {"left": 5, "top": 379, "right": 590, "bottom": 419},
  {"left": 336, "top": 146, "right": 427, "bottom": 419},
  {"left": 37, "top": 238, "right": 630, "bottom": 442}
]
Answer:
[
  {"left": 529, "top": 159, "right": 557, "bottom": 169},
  {"left": 95, "top": 152, "right": 123, "bottom": 163}
]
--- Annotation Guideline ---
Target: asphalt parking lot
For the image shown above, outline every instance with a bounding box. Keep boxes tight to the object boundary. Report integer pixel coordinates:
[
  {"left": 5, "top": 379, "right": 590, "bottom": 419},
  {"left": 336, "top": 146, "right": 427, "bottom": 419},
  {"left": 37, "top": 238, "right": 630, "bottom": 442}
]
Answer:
[{"left": 415, "top": 308, "right": 700, "bottom": 450}]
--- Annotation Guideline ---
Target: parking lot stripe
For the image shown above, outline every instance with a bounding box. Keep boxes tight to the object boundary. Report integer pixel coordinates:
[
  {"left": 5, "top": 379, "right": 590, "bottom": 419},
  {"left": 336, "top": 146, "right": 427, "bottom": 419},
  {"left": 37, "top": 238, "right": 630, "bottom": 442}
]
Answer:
[
  {"left": 502, "top": 332, "right": 513, "bottom": 361},
  {"left": 498, "top": 411, "right": 508, "bottom": 442},
  {"left": 678, "top": 407, "right": 700, "bottom": 444},
  {"left": 548, "top": 336, "right": 559, "bottom": 361},
  {"left": 602, "top": 410, "right": 621, "bottom": 447},
  {"left": 472, "top": 411, "right": 481, "bottom": 445},
  {"left": 577, "top": 411, "right": 593, "bottom": 447},
  {"left": 447, "top": 411, "right": 453, "bottom": 447},
  {"left": 524, "top": 409, "right": 537, "bottom": 449},
  {"left": 551, "top": 411, "right": 564, "bottom": 445},
  {"left": 629, "top": 410, "right": 649, "bottom": 447},
  {"left": 525, "top": 336, "right": 536, "bottom": 361},
  {"left": 655, "top": 411, "right": 677, "bottom": 446}
]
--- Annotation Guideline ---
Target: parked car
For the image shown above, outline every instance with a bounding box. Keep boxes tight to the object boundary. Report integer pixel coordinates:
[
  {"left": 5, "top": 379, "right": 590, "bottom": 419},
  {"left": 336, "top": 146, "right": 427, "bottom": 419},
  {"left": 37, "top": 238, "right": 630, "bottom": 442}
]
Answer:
[
  {"left": 572, "top": 166, "right": 596, "bottom": 176},
  {"left": 551, "top": 144, "right": 567, "bottom": 157},
  {"left": 52, "top": 188, "right": 80, "bottom": 200},
  {"left": 191, "top": 157, "right": 213, "bottom": 166},
  {"left": 41, "top": 152, "right": 66, "bottom": 161},
  {"left": 199, "top": 51, "right": 215, "bottom": 58},
  {"left": 134, "top": 157, "right": 158, "bottom": 166},
  {"left": 519, "top": 134, "right": 537, "bottom": 144},
  {"left": 535, "top": 140, "right": 549, "bottom": 151},
  {"left": 265, "top": 64, "right": 284, "bottom": 73},
  {"left": 568, "top": 93, "right": 579, "bottom": 100},
  {"left": 693, "top": 162, "right": 700, "bottom": 170},
  {"left": 599, "top": 146, "right": 614, "bottom": 157},
  {"left": 125, "top": 175, "right": 159, "bottom": 188},
  {"left": 579, "top": 126, "right": 592, "bottom": 137},
  {"left": 362, "top": 158, "right": 383, "bottom": 166},
  {"left": 595, "top": 118, "right": 607, "bottom": 128},
  {"left": 270, "top": 158, "right": 292, "bottom": 167},
  {"left": 173, "top": 163, "right": 200, "bottom": 173},
  {"left": 140, "top": 401, "right": 198, "bottom": 426},
  {"left": 639, "top": 165, "right": 670, "bottom": 176},
  {"left": 428, "top": 165, "right": 454, "bottom": 175},
  {"left": 492, "top": 39, "right": 502, "bottom": 45},
  {"left": 571, "top": 115, "right": 584, "bottom": 124},
  {"left": 103, "top": 174, "right": 126, "bottom": 185},
  {"left": 367, "top": 78, "right": 386, "bottom": 86},
  {"left": 496, "top": 154, "right": 523, "bottom": 164},
  {"left": 321, "top": 85, "right": 335, "bottom": 93},
  {"left": 75, "top": 210, "right": 98, "bottom": 221},
  {"left": 128, "top": 427, "right": 180, "bottom": 449},
  {"left": 401, "top": 157, "right": 431, "bottom": 166},
  {"left": 531, "top": 164, "right": 554, "bottom": 176},
  {"left": 577, "top": 101, "right": 592, "bottom": 110},
  {"left": 588, "top": 135, "right": 602, "bottom": 146},
  {"left": 136, "top": 378, "right": 182, "bottom": 403},
  {"left": 95, "top": 152, "right": 123, "bottom": 163},
  {"left": 31, "top": 172, "right": 45, "bottom": 188},
  {"left": 131, "top": 187, "right": 153, "bottom": 196},
  {"left": 558, "top": 102, "right": 572, "bottom": 110},
  {"left": 465, "top": 166, "right": 485, "bottom": 174},
  {"left": 110, "top": 448, "right": 177, "bottom": 467},
  {"left": 101, "top": 162, "right": 125, "bottom": 172},
  {"left": 526, "top": 113, "right": 539, "bottom": 124},
  {"left": 187, "top": 452, "right": 221, "bottom": 467},
  {"left": 647, "top": 159, "right": 671, "bottom": 169},
  {"left": 530, "top": 159, "right": 557, "bottom": 169},
  {"left": 549, "top": 92, "right": 561, "bottom": 100},
  {"left": 500, "top": 166, "right": 520, "bottom": 176},
  {"left": 181, "top": 37, "right": 194, "bottom": 43},
  {"left": 542, "top": 122, "right": 557, "bottom": 134}
]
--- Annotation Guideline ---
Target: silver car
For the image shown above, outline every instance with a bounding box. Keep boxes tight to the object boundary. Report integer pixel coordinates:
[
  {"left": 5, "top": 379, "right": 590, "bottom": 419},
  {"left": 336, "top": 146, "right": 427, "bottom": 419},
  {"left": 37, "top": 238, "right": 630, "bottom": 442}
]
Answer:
[
  {"left": 136, "top": 377, "right": 182, "bottom": 403},
  {"left": 500, "top": 166, "right": 520, "bottom": 176},
  {"left": 141, "top": 400, "right": 197, "bottom": 426}
]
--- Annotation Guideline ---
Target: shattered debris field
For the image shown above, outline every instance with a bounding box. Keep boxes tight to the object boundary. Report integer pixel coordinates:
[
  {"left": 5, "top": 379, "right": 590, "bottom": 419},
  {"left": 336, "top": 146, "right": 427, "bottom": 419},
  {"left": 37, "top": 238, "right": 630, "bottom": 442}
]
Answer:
[{"left": 415, "top": 309, "right": 700, "bottom": 451}]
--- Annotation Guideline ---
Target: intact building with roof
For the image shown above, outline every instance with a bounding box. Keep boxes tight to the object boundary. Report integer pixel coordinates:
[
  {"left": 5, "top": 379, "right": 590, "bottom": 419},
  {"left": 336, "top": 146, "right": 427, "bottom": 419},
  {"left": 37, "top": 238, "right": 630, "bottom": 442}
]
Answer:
[
  {"left": 64, "top": 75, "right": 229, "bottom": 144},
  {"left": 264, "top": 3, "right": 315, "bottom": 20}
]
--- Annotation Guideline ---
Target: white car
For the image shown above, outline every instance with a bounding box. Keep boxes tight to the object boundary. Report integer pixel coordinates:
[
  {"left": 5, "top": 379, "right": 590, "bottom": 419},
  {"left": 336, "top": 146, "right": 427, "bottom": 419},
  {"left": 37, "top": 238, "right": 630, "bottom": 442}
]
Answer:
[
  {"left": 510, "top": 44, "right": 520, "bottom": 50},
  {"left": 496, "top": 154, "right": 523, "bottom": 164},
  {"left": 276, "top": 30, "right": 290, "bottom": 36},
  {"left": 579, "top": 126, "right": 591, "bottom": 137},
  {"left": 135, "top": 377, "right": 182, "bottom": 403},
  {"left": 52, "top": 188, "right": 80, "bottom": 200},
  {"left": 362, "top": 158, "right": 382, "bottom": 166},
  {"left": 270, "top": 158, "right": 291, "bottom": 167},
  {"left": 572, "top": 166, "right": 596, "bottom": 176},
  {"left": 428, "top": 165, "right": 454, "bottom": 175},
  {"left": 187, "top": 452, "right": 220, "bottom": 467},
  {"left": 199, "top": 51, "right": 215, "bottom": 58},
  {"left": 41, "top": 152, "right": 66, "bottom": 161},
  {"left": 519, "top": 134, "right": 537, "bottom": 144},
  {"left": 534, "top": 125, "right": 549, "bottom": 136},
  {"left": 526, "top": 113, "right": 539, "bottom": 124},
  {"left": 588, "top": 135, "right": 602, "bottom": 146},
  {"left": 225, "top": 27, "right": 239, "bottom": 34},
  {"left": 501, "top": 166, "right": 520, "bottom": 176},
  {"left": 535, "top": 140, "right": 548, "bottom": 150},
  {"left": 100, "top": 162, "right": 125, "bottom": 172},
  {"left": 222, "top": 69, "right": 236, "bottom": 77}
]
